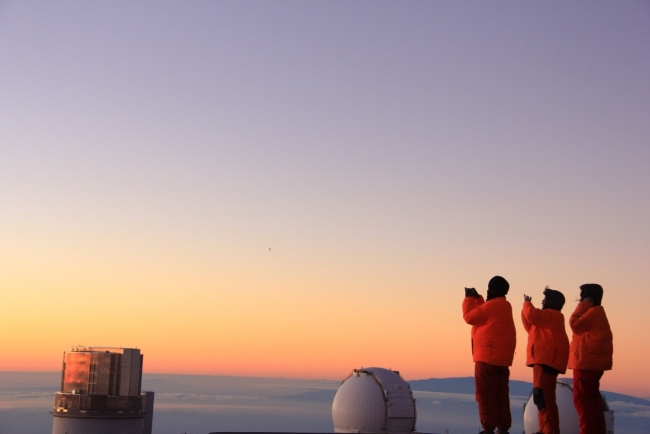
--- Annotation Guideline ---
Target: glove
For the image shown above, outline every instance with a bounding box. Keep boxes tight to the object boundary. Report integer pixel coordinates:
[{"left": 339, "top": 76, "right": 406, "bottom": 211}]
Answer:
[{"left": 524, "top": 294, "right": 532, "bottom": 302}]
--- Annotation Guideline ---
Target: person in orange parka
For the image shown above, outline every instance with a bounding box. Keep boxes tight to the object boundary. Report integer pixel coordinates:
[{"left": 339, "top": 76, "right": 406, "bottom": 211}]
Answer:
[
  {"left": 521, "top": 287, "right": 570, "bottom": 434},
  {"left": 569, "top": 283, "right": 613, "bottom": 434},
  {"left": 463, "top": 276, "right": 517, "bottom": 434}
]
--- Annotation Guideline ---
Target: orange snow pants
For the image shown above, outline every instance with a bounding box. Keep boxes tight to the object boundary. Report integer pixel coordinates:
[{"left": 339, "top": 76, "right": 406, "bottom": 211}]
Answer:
[
  {"left": 533, "top": 365, "right": 559, "bottom": 434},
  {"left": 573, "top": 369, "right": 606, "bottom": 434},
  {"left": 475, "top": 361, "right": 511, "bottom": 433}
]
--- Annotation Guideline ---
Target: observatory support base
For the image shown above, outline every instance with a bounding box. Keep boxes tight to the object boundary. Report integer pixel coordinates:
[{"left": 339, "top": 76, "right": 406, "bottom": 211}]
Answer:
[{"left": 52, "top": 415, "right": 145, "bottom": 434}]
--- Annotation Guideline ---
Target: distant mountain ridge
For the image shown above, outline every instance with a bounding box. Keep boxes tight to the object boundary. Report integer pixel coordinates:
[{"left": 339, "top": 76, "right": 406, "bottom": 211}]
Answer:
[
  {"left": 409, "top": 377, "right": 650, "bottom": 406},
  {"left": 410, "top": 376, "right": 532, "bottom": 397}
]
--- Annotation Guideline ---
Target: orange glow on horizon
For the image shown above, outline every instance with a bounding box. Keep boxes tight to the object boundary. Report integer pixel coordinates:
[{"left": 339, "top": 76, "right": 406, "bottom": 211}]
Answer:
[{"left": 1, "top": 242, "right": 648, "bottom": 398}]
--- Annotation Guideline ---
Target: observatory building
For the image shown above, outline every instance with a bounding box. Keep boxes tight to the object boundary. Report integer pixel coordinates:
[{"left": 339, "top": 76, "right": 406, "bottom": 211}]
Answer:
[
  {"left": 332, "top": 367, "right": 417, "bottom": 434},
  {"left": 51, "top": 346, "right": 154, "bottom": 434}
]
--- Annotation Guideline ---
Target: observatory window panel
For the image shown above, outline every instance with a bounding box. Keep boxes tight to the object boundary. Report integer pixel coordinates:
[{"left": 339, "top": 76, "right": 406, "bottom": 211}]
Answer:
[{"left": 63, "top": 353, "right": 91, "bottom": 393}]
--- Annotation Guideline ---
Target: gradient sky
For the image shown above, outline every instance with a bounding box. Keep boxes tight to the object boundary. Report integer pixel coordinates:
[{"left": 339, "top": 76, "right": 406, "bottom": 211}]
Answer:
[{"left": 1, "top": 1, "right": 649, "bottom": 397}]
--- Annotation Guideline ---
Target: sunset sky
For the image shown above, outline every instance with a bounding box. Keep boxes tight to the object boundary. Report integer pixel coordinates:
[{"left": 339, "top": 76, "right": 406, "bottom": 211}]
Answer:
[{"left": 1, "top": 1, "right": 649, "bottom": 397}]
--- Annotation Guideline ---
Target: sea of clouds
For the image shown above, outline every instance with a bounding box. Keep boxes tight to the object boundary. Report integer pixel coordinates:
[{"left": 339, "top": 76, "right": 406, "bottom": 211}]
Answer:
[{"left": 0, "top": 373, "right": 647, "bottom": 434}]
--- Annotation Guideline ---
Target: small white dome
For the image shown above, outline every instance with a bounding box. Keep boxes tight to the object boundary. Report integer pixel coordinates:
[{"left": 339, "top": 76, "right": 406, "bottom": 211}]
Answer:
[
  {"left": 523, "top": 381, "right": 614, "bottom": 434},
  {"left": 332, "top": 367, "right": 416, "bottom": 434}
]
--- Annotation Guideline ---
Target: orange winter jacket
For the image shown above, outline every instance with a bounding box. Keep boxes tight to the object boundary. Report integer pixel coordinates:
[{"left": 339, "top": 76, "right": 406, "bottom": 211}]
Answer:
[
  {"left": 568, "top": 301, "right": 613, "bottom": 371},
  {"left": 462, "top": 296, "right": 517, "bottom": 367},
  {"left": 521, "top": 301, "right": 570, "bottom": 374}
]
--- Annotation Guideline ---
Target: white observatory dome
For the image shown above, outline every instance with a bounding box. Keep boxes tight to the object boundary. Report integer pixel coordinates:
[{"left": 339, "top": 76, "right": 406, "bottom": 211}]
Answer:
[
  {"left": 332, "top": 367, "right": 416, "bottom": 434},
  {"left": 523, "top": 381, "right": 614, "bottom": 434}
]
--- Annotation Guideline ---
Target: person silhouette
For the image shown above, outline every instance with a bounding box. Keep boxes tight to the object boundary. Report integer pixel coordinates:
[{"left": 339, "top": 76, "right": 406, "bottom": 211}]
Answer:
[{"left": 462, "top": 276, "right": 517, "bottom": 434}]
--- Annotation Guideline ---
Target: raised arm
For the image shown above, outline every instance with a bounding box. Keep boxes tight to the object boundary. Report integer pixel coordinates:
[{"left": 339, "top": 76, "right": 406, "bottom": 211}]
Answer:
[
  {"left": 522, "top": 301, "right": 555, "bottom": 328},
  {"left": 521, "top": 301, "right": 532, "bottom": 332},
  {"left": 463, "top": 295, "right": 488, "bottom": 325}
]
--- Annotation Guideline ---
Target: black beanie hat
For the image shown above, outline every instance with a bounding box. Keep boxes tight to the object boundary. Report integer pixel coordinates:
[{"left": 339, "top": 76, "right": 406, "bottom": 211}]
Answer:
[
  {"left": 580, "top": 283, "right": 603, "bottom": 306},
  {"left": 543, "top": 287, "right": 565, "bottom": 311},
  {"left": 488, "top": 276, "right": 509, "bottom": 297}
]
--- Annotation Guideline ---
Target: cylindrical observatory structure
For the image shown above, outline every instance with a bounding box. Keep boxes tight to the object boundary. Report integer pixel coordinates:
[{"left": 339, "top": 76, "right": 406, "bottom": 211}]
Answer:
[{"left": 51, "top": 347, "right": 154, "bottom": 434}]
